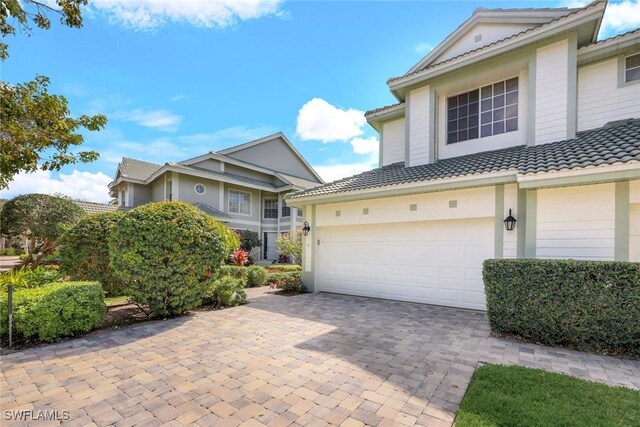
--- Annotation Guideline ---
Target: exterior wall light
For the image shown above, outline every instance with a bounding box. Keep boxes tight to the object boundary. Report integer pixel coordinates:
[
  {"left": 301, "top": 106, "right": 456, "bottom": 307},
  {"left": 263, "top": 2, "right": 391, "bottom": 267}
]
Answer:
[
  {"left": 302, "top": 221, "right": 311, "bottom": 236},
  {"left": 503, "top": 209, "right": 517, "bottom": 231}
]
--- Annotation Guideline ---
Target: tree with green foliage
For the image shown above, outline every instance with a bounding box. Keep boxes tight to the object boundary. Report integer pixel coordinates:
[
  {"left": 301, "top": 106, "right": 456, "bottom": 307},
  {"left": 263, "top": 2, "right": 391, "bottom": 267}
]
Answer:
[
  {"left": 0, "top": 1, "right": 106, "bottom": 188},
  {"left": 0, "top": 194, "right": 84, "bottom": 267},
  {"left": 59, "top": 211, "right": 125, "bottom": 296},
  {"left": 276, "top": 231, "right": 303, "bottom": 266},
  {"left": 236, "top": 229, "right": 262, "bottom": 252},
  {"left": 1, "top": 0, "right": 87, "bottom": 60},
  {"left": 108, "top": 202, "right": 229, "bottom": 317}
]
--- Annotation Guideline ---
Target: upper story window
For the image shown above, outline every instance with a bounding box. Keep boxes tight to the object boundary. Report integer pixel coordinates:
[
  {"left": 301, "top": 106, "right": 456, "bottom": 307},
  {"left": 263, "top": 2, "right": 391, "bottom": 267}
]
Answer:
[
  {"left": 194, "top": 184, "right": 206, "bottom": 195},
  {"left": 281, "top": 200, "right": 291, "bottom": 218},
  {"left": 625, "top": 53, "right": 640, "bottom": 83},
  {"left": 447, "top": 77, "right": 518, "bottom": 144},
  {"left": 264, "top": 198, "right": 278, "bottom": 219},
  {"left": 229, "top": 190, "right": 251, "bottom": 215}
]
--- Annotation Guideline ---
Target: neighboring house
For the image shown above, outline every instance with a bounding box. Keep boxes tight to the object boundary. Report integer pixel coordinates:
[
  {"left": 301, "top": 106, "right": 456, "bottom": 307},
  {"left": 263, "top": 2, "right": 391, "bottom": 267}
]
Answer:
[
  {"left": 73, "top": 200, "right": 122, "bottom": 215},
  {"left": 108, "top": 133, "right": 324, "bottom": 261},
  {"left": 288, "top": 1, "right": 640, "bottom": 310}
]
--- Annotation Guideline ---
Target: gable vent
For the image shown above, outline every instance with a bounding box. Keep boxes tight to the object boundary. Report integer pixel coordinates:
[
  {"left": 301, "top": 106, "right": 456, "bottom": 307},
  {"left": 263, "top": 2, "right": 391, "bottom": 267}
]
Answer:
[{"left": 474, "top": 34, "right": 482, "bottom": 43}]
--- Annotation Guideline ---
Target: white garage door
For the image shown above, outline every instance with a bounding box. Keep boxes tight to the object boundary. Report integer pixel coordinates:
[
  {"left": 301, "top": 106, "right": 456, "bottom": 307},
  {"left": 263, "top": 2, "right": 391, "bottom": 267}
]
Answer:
[{"left": 316, "top": 218, "right": 494, "bottom": 310}]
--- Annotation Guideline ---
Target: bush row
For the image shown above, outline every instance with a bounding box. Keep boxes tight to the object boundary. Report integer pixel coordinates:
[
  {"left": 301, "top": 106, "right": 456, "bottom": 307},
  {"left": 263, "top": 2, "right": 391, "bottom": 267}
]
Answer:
[
  {"left": 0, "top": 266, "right": 62, "bottom": 291},
  {"left": 0, "top": 248, "right": 24, "bottom": 256},
  {"left": 265, "top": 264, "right": 302, "bottom": 273},
  {"left": 0, "top": 282, "right": 106, "bottom": 342},
  {"left": 267, "top": 272, "right": 305, "bottom": 292},
  {"left": 483, "top": 259, "right": 640, "bottom": 356}
]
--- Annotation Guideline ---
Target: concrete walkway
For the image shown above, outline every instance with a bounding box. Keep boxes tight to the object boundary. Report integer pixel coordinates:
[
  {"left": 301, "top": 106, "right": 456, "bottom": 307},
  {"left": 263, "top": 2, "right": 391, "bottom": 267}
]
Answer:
[{"left": 1, "top": 287, "right": 638, "bottom": 426}]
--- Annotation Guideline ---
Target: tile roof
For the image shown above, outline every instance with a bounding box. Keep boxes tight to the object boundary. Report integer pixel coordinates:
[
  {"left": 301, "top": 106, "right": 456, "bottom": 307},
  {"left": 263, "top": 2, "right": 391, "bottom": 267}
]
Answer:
[
  {"left": 170, "top": 163, "right": 278, "bottom": 188},
  {"left": 118, "top": 158, "right": 161, "bottom": 181},
  {"left": 365, "top": 103, "right": 405, "bottom": 118},
  {"left": 192, "top": 202, "right": 232, "bottom": 220},
  {"left": 389, "top": 1, "right": 603, "bottom": 84},
  {"left": 73, "top": 201, "right": 120, "bottom": 215},
  {"left": 288, "top": 119, "right": 640, "bottom": 200}
]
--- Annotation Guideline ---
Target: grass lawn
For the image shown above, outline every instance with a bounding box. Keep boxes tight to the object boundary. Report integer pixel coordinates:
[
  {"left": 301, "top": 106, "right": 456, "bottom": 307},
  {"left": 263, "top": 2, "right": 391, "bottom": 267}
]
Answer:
[
  {"left": 104, "top": 295, "right": 129, "bottom": 305},
  {"left": 456, "top": 364, "right": 640, "bottom": 427}
]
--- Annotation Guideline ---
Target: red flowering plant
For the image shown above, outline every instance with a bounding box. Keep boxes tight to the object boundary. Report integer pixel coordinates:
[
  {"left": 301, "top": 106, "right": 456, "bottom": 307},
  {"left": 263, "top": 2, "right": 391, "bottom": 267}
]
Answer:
[{"left": 230, "top": 249, "right": 249, "bottom": 266}]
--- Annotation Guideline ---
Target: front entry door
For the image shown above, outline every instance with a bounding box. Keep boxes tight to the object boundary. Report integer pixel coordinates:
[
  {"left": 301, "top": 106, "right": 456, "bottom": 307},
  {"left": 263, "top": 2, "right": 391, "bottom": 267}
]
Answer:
[{"left": 264, "top": 232, "right": 278, "bottom": 261}]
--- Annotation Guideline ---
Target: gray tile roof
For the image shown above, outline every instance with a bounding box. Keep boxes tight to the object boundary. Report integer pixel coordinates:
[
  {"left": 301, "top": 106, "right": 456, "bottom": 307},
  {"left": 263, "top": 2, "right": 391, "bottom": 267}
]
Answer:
[
  {"left": 119, "top": 158, "right": 161, "bottom": 181},
  {"left": 288, "top": 119, "right": 640, "bottom": 200},
  {"left": 192, "top": 202, "right": 232, "bottom": 220},
  {"left": 365, "top": 103, "right": 405, "bottom": 118},
  {"left": 73, "top": 201, "right": 120, "bottom": 215},
  {"left": 170, "top": 163, "right": 278, "bottom": 189}
]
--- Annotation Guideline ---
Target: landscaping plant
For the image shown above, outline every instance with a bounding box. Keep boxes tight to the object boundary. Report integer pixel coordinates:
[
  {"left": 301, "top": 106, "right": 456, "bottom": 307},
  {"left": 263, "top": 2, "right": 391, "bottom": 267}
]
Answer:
[
  {"left": 230, "top": 249, "right": 249, "bottom": 266},
  {"left": 59, "top": 211, "right": 125, "bottom": 296},
  {"left": 206, "top": 276, "right": 247, "bottom": 308},
  {"left": 276, "top": 231, "right": 302, "bottom": 265},
  {"left": 483, "top": 259, "right": 640, "bottom": 356},
  {"left": 246, "top": 265, "right": 268, "bottom": 287},
  {"left": 0, "top": 194, "right": 84, "bottom": 267},
  {"left": 0, "top": 281, "right": 106, "bottom": 342},
  {"left": 267, "top": 271, "right": 305, "bottom": 292},
  {"left": 236, "top": 229, "right": 261, "bottom": 252},
  {"left": 108, "top": 202, "right": 228, "bottom": 317}
]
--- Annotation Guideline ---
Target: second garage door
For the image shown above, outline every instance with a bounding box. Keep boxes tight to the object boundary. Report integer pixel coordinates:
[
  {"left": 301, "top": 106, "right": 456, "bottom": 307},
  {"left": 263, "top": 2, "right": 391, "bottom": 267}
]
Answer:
[{"left": 315, "top": 218, "right": 493, "bottom": 310}]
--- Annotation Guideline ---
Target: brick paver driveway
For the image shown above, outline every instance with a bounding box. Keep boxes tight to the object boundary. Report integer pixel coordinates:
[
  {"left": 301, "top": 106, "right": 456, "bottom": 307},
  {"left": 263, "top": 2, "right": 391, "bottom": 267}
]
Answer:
[{"left": 2, "top": 288, "right": 639, "bottom": 427}]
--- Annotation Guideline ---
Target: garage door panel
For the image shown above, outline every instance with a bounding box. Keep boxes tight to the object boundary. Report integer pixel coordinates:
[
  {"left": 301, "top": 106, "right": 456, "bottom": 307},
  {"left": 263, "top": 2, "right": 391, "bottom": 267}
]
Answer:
[{"left": 316, "top": 218, "right": 493, "bottom": 310}]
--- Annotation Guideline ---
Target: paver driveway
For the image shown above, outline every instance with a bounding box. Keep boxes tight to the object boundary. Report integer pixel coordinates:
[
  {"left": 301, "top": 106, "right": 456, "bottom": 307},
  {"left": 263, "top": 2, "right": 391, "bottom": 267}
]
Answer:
[{"left": 2, "top": 288, "right": 639, "bottom": 427}]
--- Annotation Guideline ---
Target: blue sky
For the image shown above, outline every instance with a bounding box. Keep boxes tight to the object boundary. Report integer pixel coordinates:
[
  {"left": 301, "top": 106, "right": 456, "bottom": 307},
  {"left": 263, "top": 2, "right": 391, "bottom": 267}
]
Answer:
[{"left": 2, "top": 0, "right": 639, "bottom": 202}]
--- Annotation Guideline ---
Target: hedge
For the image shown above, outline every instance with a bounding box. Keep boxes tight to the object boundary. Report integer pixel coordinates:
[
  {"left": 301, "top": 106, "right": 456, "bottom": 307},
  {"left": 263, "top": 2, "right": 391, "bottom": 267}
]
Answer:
[
  {"left": 267, "top": 271, "right": 305, "bottom": 292},
  {"left": 109, "top": 202, "right": 229, "bottom": 317},
  {"left": 59, "top": 211, "right": 125, "bottom": 296},
  {"left": 0, "top": 282, "right": 106, "bottom": 342},
  {"left": 218, "top": 265, "right": 249, "bottom": 284},
  {"left": 265, "top": 264, "right": 302, "bottom": 273},
  {"left": 206, "top": 276, "right": 247, "bottom": 307},
  {"left": 246, "top": 266, "right": 267, "bottom": 287},
  {"left": 483, "top": 259, "right": 640, "bottom": 356},
  {"left": 0, "top": 248, "right": 24, "bottom": 256}
]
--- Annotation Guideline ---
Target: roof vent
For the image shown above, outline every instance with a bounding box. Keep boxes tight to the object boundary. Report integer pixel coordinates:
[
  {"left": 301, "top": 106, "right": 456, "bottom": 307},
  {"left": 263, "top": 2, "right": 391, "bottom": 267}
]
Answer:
[{"left": 474, "top": 34, "right": 482, "bottom": 43}]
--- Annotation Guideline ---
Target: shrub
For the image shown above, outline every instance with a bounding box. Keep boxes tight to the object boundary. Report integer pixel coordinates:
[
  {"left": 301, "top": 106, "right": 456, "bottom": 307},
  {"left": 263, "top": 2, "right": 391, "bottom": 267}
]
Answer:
[
  {"left": 230, "top": 249, "right": 249, "bottom": 266},
  {"left": 483, "top": 259, "right": 640, "bottom": 356},
  {"left": 0, "top": 282, "right": 106, "bottom": 342},
  {"left": 0, "top": 269, "right": 29, "bottom": 292},
  {"left": 236, "top": 230, "right": 261, "bottom": 252},
  {"left": 276, "top": 231, "right": 302, "bottom": 265},
  {"left": 59, "top": 211, "right": 125, "bottom": 296},
  {"left": 246, "top": 265, "right": 267, "bottom": 287},
  {"left": 0, "top": 248, "right": 24, "bottom": 256},
  {"left": 23, "top": 266, "right": 62, "bottom": 287},
  {"left": 266, "top": 264, "right": 302, "bottom": 273},
  {"left": 267, "top": 272, "right": 305, "bottom": 292},
  {"left": 218, "top": 265, "right": 249, "bottom": 285},
  {"left": 108, "top": 202, "right": 228, "bottom": 317},
  {"left": 206, "top": 276, "right": 247, "bottom": 307}
]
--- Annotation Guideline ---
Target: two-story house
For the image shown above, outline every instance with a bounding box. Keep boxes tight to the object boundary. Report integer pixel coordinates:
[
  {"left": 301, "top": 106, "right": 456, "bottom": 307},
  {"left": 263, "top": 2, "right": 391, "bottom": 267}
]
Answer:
[
  {"left": 288, "top": 1, "right": 640, "bottom": 310},
  {"left": 108, "top": 133, "right": 324, "bottom": 261}
]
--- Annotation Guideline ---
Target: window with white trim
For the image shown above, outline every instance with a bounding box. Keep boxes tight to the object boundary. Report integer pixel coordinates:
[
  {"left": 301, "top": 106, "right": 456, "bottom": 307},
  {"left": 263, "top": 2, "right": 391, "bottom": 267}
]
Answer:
[
  {"left": 281, "top": 200, "right": 291, "bottom": 217},
  {"left": 447, "top": 77, "right": 518, "bottom": 144},
  {"left": 263, "top": 198, "right": 278, "bottom": 219},
  {"left": 625, "top": 53, "right": 640, "bottom": 83},
  {"left": 229, "top": 190, "right": 251, "bottom": 215},
  {"left": 194, "top": 183, "right": 206, "bottom": 195}
]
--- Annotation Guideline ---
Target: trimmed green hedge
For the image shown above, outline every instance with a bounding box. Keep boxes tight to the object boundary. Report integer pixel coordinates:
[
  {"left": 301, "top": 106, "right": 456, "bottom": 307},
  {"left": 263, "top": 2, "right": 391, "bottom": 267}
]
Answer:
[
  {"left": 206, "top": 276, "right": 247, "bottom": 307},
  {"left": 265, "top": 264, "right": 302, "bottom": 273},
  {"left": 218, "top": 265, "right": 249, "bottom": 284},
  {"left": 0, "top": 282, "right": 106, "bottom": 342},
  {"left": 246, "top": 266, "right": 267, "bottom": 287},
  {"left": 267, "top": 271, "right": 305, "bottom": 292},
  {"left": 483, "top": 259, "right": 640, "bottom": 356}
]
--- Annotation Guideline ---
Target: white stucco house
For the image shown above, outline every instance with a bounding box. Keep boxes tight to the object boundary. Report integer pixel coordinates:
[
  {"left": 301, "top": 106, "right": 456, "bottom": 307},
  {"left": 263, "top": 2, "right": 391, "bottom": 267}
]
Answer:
[{"left": 287, "top": 1, "right": 640, "bottom": 310}]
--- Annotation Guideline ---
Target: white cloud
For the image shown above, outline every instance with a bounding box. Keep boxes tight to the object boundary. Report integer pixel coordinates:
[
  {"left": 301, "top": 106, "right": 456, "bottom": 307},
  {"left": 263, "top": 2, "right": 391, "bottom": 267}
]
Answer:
[
  {"left": 350, "top": 136, "right": 379, "bottom": 156},
  {"left": 119, "top": 109, "right": 182, "bottom": 132},
  {"left": 414, "top": 42, "right": 434, "bottom": 55},
  {"left": 563, "top": 0, "right": 640, "bottom": 37},
  {"left": 296, "top": 98, "right": 366, "bottom": 143},
  {"left": 0, "top": 170, "right": 113, "bottom": 203},
  {"left": 170, "top": 94, "right": 186, "bottom": 102},
  {"left": 90, "top": 0, "right": 284, "bottom": 30}
]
